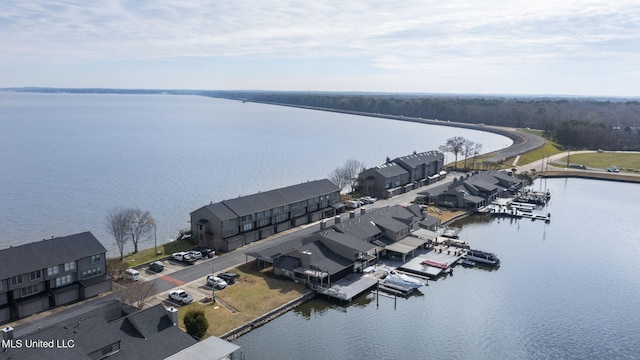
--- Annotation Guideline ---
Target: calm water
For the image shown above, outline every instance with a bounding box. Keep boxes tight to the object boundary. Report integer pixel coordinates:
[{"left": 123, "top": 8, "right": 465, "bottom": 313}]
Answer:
[
  {"left": 233, "top": 178, "right": 640, "bottom": 360},
  {"left": 0, "top": 91, "right": 511, "bottom": 254}
]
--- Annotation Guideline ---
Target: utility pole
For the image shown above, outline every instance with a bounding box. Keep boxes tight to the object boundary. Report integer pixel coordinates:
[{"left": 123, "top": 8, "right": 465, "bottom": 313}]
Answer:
[{"left": 154, "top": 222, "right": 157, "bottom": 255}]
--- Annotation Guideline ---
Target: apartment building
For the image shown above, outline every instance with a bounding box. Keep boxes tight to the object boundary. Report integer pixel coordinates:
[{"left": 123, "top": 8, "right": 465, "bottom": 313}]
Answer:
[{"left": 0, "top": 232, "right": 111, "bottom": 324}]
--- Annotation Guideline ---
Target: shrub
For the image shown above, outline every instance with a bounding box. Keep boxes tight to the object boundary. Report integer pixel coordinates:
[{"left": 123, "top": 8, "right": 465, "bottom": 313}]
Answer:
[{"left": 183, "top": 309, "right": 209, "bottom": 339}]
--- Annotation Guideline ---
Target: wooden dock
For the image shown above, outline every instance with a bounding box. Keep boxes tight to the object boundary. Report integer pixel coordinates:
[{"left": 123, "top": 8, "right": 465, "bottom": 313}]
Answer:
[{"left": 399, "top": 249, "right": 463, "bottom": 279}]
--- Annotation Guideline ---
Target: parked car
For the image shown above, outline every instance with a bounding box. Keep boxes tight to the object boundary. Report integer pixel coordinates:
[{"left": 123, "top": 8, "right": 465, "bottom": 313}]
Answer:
[
  {"left": 123, "top": 268, "right": 140, "bottom": 281},
  {"left": 168, "top": 289, "right": 193, "bottom": 305},
  {"left": 187, "top": 250, "right": 203, "bottom": 260},
  {"left": 149, "top": 261, "right": 164, "bottom": 273},
  {"left": 171, "top": 252, "right": 195, "bottom": 264},
  {"left": 606, "top": 166, "right": 620, "bottom": 173},
  {"left": 192, "top": 246, "right": 215, "bottom": 258},
  {"left": 206, "top": 275, "right": 228, "bottom": 290},
  {"left": 218, "top": 272, "right": 239, "bottom": 284}
]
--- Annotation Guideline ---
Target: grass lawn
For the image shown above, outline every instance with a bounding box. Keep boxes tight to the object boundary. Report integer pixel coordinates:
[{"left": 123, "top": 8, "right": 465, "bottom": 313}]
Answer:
[
  {"left": 427, "top": 207, "right": 468, "bottom": 223},
  {"left": 555, "top": 152, "right": 640, "bottom": 172},
  {"left": 178, "top": 261, "right": 308, "bottom": 337},
  {"left": 516, "top": 139, "right": 564, "bottom": 166}
]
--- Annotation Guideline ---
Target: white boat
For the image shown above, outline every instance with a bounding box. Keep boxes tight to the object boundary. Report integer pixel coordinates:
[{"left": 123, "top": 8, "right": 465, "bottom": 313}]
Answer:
[{"left": 384, "top": 271, "right": 424, "bottom": 289}]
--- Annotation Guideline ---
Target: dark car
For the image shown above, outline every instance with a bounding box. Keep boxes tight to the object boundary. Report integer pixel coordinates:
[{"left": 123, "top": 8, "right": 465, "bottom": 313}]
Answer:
[
  {"left": 218, "top": 272, "right": 239, "bottom": 284},
  {"left": 192, "top": 246, "right": 215, "bottom": 258},
  {"left": 149, "top": 261, "right": 164, "bottom": 273}
]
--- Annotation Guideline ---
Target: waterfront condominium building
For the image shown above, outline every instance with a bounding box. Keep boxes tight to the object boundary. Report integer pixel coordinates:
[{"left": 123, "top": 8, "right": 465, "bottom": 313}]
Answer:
[
  {"left": 190, "top": 179, "right": 342, "bottom": 253},
  {"left": 355, "top": 150, "right": 445, "bottom": 199},
  {"left": 0, "top": 232, "right": 112, "bottom": 325}
]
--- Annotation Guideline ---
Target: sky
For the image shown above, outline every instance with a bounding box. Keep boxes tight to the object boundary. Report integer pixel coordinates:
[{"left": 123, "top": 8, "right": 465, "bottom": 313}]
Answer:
[{"left": 1, "top": 1, "right": 639, "bottom": 97}]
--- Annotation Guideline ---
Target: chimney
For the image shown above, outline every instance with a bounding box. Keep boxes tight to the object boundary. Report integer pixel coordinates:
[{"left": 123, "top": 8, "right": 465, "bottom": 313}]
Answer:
[
  {"left": 2, "top": 326, "right": 14, "bottom": 341},
  {"left": 320, "top": 220, "right": 326, "bottom": 230},
  {"left": 349, "top": 211, "right": 355, "bottom": 219},
  {"left": 334, "top": 215, "right": 341, "bottom": 224},
  {"left": 167, "top": 307, "right": 179, "bottom": 326},
  {"left": 360, "top": 208, "right": 366, "bottom": 215}
]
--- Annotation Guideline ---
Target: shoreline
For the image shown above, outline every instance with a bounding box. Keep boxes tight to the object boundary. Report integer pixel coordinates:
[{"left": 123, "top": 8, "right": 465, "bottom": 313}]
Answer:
[{"left": 246, "top": 100, "right": 546, "bottom": 163}]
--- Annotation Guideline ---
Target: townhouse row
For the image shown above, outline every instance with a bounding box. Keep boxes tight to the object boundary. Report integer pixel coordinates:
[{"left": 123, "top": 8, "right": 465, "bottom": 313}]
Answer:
[
  {"left": 0, "top": 232, "right": 112, "bottom": 324},
  {"left": 355, "top": 150, "right": 445, "bottom": 199}
]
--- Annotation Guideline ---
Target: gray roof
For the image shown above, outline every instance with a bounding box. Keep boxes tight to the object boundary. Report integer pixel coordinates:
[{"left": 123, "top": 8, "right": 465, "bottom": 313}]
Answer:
[
  {"left": 319, "top": 229, "right": 378, "bottom": 253},
  {"left": 202, "top": 179, "right": 340, "bottom": 218},
  {"left": 292, "top": 239, "right": 353, "bottom": 275},
  {"left": 393, "top": 150, "right": 443, "bottom": 168},
  {"left": 201, "top": 202, "right": 238, "bottom": 222},
  {"left": 371, "top": 163, "right": 408, "bottom": 178},
  {"left": 2, "top": 301, "right": 197, "bottom": 360},
  {"left": 166, "top": 335, "right": 241, "bottom": 360},
  {"left": 0, "top": 232, "right": 106, "bottom": 280},
  {"left": 245, "top": 237, "right": 308, "bottom": 262}
]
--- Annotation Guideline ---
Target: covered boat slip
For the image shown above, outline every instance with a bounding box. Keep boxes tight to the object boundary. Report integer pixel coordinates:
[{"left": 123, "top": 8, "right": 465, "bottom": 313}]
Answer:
[
  {"left": 314, "top": 273, "right": 379, "bottom": 302},
  {"left": 384, "top": 234, "right": 432, "bottom": 262}
]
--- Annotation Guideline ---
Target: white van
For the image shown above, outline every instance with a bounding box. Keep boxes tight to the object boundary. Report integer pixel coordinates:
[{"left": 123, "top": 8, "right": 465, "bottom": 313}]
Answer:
[{"left": 124, "top": 268, "right": 140, "bottom": 281}]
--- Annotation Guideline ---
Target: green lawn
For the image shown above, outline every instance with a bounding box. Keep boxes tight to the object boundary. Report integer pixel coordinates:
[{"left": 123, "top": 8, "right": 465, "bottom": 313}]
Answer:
[
  {"left": 516, "top": 139, "right": 564, "bottom": 166},
  {"left": 555, "top": 152, "right": 640, "bottom": 172},
  {"left": 178, "top": 262, "right": 308, "bottom": 337}
]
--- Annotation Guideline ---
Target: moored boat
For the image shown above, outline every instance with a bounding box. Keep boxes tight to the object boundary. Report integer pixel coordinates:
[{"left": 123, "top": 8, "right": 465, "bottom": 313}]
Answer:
[
  {"left": 464, "top": 249, "right": 500, "bottom": 266},
  {"left": 384, "top": 270, "right": 424, "bottom": 289}
]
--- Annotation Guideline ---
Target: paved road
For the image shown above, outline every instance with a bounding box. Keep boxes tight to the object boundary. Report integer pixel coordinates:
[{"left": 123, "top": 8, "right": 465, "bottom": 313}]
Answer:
[{"left": 11, "top": 173, "right": 459, "bottom": 337}]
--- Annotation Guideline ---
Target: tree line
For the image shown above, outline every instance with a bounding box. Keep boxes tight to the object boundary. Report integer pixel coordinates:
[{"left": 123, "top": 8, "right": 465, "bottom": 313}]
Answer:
[{"left": 206, "top": 91, "right": 640, "bottom": 151}]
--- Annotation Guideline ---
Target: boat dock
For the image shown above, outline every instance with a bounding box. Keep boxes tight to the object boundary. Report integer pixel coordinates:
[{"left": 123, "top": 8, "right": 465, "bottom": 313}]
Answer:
[
  {"left": 314, "top": 273, "right": 379, "bottom": 302},
  {"left": 399, "top": 249, "right": 463, "bottom": 279}
]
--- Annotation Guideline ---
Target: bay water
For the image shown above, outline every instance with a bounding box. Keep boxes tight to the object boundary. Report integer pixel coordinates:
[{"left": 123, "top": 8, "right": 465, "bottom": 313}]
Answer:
[
  {"left": 233, "top": 178, "right": 640, "bottom": 360},
  {"left": 0, "top": 91, "right": 511, "bottom": 254}
]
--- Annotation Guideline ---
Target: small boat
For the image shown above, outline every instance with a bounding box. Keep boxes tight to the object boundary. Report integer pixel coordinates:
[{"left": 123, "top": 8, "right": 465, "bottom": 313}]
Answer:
[
  {"left": 384, "top": 271, "right": 423, "bottom": 289},
  {"left": 420, "top": 259, "right": 450, "bottom": 270},
  {"left": 464, "top": 249, "right": 500, "bottom": 266}
]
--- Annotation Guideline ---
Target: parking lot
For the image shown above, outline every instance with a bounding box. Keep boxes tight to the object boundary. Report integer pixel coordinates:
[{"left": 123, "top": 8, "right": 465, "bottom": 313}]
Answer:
[{"left": 133, "top": 256, "right": 230, "bottom": 309}]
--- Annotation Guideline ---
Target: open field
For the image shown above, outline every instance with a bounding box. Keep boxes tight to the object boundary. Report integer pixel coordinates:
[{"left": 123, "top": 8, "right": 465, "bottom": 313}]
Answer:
[
  {"left": 516, "top": 139, "right": 564, "bottom": 166},
  {"left": 178, "top": 262, "right": 308, "bottom": 337},
  {"left": 555, "top": 152, "right": 640, "bottom": 172}
]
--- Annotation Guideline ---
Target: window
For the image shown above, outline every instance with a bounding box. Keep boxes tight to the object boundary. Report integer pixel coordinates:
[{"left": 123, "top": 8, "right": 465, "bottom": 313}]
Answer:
[
  {"left": 242, "top": 223, "right": 253, "bottom": 231},
  {"left": 0, "top": 281, "right": 3, "bottom": 291},
  {"left": 275, "top": 213, "right": 288, "bottom": 223},
  {"left": 21, "top": 284, "right": 39, "bottom": 297},
  {"left": 55, "top": 274, "right": 72, "bottom": 287},
  {"left": 257, "top": 218, "right": 270, "bottom": 227},
  {"left": 82, "top": 268, "right": 102, "bottom": 279},
  {"left": 90, "top": 254, "right": 101, "bottom": 264},
  {"left": 64, "top": 261, "right": 76, "bottom": 272},
  {"left": 29, "top": 270, "right": 41, "bottom": 281},
  {"left": 10, "top": 275, "right": 23, "bottom": 286},
  {"left": 47, "top": 266, "right": 60, "bottom": 276}
]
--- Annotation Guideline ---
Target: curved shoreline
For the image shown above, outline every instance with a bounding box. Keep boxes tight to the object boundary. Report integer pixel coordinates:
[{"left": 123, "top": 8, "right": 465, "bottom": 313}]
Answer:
[{"left": 248, "top": 100, "right": 546, "bottom": 163}]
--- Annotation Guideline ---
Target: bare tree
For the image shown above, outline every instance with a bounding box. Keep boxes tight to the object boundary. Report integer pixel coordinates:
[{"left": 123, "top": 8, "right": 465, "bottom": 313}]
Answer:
[
  {"left": 441, "top": 137, "right": 466, "bottom": 167},
  {"left": 119, "top": 280, "right": 157, "bottom": 309},
  {"left": 471, "top": 143, "right": 483, "bottom": 170},
  {"left": 329, "top": 166, "right": 349, "bottom": 192},
  {"left": 463, "top": 139, "right": 475, "bottom": 169},
  {"left": 106, "top": 207, "right": 133, "bottom": 261},
  {"left": 128, "top": 209, "right": 155, "bottom": 254},
  {"left": 329, "top": 159, "right": 365, "bottom": 193},
  {"left": 342, "top": 159, "right": 365, "bottom": 193}
]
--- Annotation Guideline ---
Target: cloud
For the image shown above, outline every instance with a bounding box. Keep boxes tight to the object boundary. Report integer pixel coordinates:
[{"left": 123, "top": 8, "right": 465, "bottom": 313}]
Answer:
[{"left": 1, "top": 0, "right": 639, "bottom": 95}]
